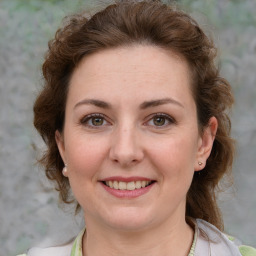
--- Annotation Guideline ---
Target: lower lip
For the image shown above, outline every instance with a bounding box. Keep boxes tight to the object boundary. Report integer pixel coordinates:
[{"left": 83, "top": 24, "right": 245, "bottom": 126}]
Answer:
[{"left": 101, "top": 182, "right": 155, "bottom": 198}]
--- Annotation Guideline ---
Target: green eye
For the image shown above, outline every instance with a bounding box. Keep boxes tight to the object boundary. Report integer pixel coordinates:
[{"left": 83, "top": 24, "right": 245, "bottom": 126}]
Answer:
[
  {"left": 146, "top": 113, "right": 175, "bottom": 128},
  {"left": 81, "top": 114, "right": 109, "bottom": 128},
  {"left": 91, "top": 117, "right": 104, "bottom": 126},
  {"left": 153, "top": 116, "right": 166, "bottom": 126}
]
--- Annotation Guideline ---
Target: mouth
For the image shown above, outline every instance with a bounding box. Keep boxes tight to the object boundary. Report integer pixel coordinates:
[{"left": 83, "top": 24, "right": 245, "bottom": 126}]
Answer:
[{"left": 102, "top": 180, "right": 156, "bottom": 191}]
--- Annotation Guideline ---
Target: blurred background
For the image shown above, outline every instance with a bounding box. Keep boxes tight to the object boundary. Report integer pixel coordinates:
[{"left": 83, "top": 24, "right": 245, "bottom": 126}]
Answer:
[{"left": 0, "top": 0, "right": 255, "bottom": 255}]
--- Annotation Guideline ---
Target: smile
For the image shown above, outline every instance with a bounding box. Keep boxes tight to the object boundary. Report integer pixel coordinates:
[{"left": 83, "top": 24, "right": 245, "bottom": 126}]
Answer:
[{"left": 103, "top": 180, "right": 154, "bottom": 190}]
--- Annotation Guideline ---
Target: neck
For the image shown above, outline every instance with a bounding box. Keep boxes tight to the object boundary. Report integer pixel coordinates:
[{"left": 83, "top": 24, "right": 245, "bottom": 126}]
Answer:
[{"left": 82, "top": 215, "right": 194, "bottom": 256}]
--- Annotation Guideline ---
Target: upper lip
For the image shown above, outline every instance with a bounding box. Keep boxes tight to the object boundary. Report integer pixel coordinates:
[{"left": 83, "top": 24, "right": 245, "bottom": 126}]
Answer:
[{"left": 100, "top": 176, "right": 154, "bottom": 182}]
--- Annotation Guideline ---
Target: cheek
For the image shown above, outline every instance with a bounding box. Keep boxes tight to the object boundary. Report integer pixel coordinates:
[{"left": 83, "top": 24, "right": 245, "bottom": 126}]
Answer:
[
  {"left": 65, "top": 136, "right": 109, "bottom": 207},
  {"left": 149, "top": 134, "right": 198, "bottom": 177},
  {"left": 65, "top": 135, "right": 109, "bottom": 179}
]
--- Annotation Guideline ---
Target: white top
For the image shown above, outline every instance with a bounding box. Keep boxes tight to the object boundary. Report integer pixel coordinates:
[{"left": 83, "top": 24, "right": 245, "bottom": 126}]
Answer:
[{"left": 19, "top": 219, "right": 255, "bottom": 256}]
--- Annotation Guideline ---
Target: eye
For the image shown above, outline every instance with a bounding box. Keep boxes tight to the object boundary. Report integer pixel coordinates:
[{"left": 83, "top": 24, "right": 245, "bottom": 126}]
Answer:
[
  {"left": 81, "top": 113, "right": 110, "bottom": 128},
  {"left": 152, "top": 116, "right": 166, "bottom": 126},
  {"left": 145, "top": 113, "right": 175, "bottom": 128}
]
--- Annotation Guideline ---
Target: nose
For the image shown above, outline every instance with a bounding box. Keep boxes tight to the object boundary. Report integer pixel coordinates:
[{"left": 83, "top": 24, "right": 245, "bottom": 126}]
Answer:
[{"left": 109, "top": 126, "right": 144, "bottom": 167}]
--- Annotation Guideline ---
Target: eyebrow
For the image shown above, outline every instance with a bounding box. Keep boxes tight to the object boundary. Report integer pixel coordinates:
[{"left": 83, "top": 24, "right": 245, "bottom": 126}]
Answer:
[
  {"left": 139, "top": 98, "right": 184, "bottom": 109},
  {"left": 74, "top": 99, "right": 112, "bottom": 109},
  {"left": 74, "top": 97, "right": 184, "bottom": 110}
]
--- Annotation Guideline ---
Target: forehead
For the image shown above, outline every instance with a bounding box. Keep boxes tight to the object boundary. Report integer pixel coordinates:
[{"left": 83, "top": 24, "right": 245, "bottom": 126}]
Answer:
[
  {"left": 73, "top": 45, "right": 189, "bottom": 78},
  {"left": 68, "top": 45, "right": 194, "bottom": 106}
]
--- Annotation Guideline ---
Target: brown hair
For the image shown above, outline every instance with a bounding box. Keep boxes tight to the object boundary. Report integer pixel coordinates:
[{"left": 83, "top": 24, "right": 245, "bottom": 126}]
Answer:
[{"left": 34, "top": 0, "right": 234, "bottom": 230}]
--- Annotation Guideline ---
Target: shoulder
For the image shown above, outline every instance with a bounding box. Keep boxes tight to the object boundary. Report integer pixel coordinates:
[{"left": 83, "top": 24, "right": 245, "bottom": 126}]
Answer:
[
  {"left": 17, "top": 241, "right": 73, "bottom": 256},
  {"left": 195, "top": 219, "right": 256, "bottom": 256},
  {"left": 238, "top": 245, "right": 256, "bottom": 256},
  {"left": 227, "top": 235, "right": 256, "bottom": 256},
  {"left": 16, "top": 228, "right": 85, "bottom": 256}
]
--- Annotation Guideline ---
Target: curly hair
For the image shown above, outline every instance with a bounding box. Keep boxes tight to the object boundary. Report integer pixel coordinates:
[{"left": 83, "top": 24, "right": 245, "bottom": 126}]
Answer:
[{"left": 34, "top": 0, "right": 234, "bottom": 230}]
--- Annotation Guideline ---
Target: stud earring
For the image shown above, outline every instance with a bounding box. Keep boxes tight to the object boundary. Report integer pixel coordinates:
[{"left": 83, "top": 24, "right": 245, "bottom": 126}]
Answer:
[
  {"left": 62, "top": 164, "right": 68, "bottom": 177},
  {"left": 198, "top": 161, "right": 203, "bottom": 166}
]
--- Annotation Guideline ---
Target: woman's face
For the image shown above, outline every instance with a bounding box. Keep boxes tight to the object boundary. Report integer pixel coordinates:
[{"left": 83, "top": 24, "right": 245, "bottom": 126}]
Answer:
[{"left": 56, "top": 45, "right": 216, "bottom": 231}]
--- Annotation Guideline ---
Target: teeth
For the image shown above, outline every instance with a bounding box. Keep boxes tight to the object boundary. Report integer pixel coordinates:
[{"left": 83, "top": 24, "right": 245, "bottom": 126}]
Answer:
[
  {"left": 135, "top": 181, "right": 141, "bottom": 189},
  {"left": 141, "top": 181, "right": 146, "bottom": 188},
  {"left": 127, "top": 182, "right": 135, "bottom": 190},
  {"left": 105, "top": 180, "right": 153, "bottom": 190},
  {"left": 119, "top": 181, "right": 126, "bottom": 190},
  {"left": 113, "top": 181, "right": 119, "bottom": 189}
]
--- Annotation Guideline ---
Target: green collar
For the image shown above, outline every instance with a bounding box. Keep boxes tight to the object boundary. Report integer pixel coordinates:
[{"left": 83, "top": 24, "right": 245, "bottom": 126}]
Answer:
[
  {"left": 70, "top": 228, "right": 84, "bottom": 256},
  {"left": 70, "top": 227, "right": 197, "bottom": 256}
]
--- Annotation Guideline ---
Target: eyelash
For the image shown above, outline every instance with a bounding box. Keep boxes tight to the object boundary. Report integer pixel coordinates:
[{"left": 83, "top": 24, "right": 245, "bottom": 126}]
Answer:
[
  {"left": 144, "top": 113, "right": 176, "bottom": 128},
  {"left": 80, "top": 113, "right": 176, "bottom": 129},
  {"left": 80, "top": 113, "right": 110, "bottom": 129}
]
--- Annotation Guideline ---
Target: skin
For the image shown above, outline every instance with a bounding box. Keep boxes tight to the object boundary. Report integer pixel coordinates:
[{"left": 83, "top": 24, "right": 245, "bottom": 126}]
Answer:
[{"left": 56, "top": 45, "right": 217, "bottom": 256}]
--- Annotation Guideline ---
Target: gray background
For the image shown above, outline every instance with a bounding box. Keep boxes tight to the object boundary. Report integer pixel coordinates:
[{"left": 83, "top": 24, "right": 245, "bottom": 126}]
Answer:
[{"left": 0, "top": 0, "right": 255, "bottom": 255}]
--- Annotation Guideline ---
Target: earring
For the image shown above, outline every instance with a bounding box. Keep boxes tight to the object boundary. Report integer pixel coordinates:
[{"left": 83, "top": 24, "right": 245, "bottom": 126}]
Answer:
[
  {"left": 62, "top": 164, "right": 68, "bottom": 177},
  {"left": 198, "top": 161, "right": 203, "bottom": 166}
]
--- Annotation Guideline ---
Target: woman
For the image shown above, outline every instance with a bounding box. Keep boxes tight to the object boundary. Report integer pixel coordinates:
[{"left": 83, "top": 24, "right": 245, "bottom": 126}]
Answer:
[{"left": 20, "top": 0, "right": 255, "bottom": 255}]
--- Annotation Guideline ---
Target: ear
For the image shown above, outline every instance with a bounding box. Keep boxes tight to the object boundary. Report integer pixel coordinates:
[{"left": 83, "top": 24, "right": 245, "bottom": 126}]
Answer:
[
  {"left": 55, "top": 130, "right": 67, "bottom": 165},
  {"left": 194, "top": 116, "right": 218, "bottom": 171}
]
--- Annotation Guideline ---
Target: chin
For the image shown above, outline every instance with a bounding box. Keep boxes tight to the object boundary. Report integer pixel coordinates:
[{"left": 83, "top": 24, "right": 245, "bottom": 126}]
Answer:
[{"left": 101, "top": 206, "right": 155, "bottom": 231}]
